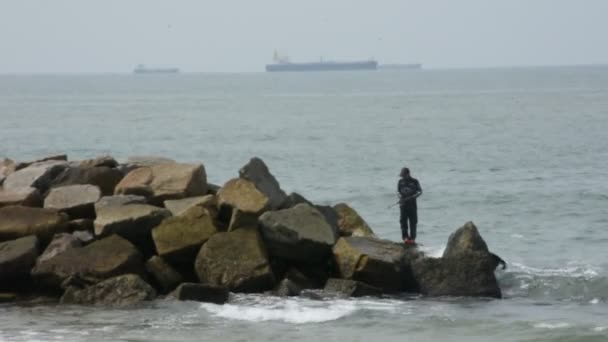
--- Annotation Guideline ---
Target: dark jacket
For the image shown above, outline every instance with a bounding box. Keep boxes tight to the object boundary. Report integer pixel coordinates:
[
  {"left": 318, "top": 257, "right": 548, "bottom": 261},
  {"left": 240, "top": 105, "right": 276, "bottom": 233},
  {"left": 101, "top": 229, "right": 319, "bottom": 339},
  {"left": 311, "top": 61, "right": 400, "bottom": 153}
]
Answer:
[{"left": 398, "top": 177, "right": 422, "bottom": 206}]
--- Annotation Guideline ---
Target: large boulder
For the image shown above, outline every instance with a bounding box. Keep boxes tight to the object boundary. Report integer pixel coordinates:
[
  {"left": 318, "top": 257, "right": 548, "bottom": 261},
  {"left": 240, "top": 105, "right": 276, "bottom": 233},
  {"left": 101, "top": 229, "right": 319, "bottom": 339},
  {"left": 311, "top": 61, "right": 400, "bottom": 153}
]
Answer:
[
  {"left": 14, "top": 155, "right": 67, "bottom": 170},
  {"left": 114, "top": 163, "right": 207, "bottom": 204},
  {"left": 168, "top": 283, "right": 229, "bottom": 304},
  {"left": 94, "top": 195, "right": 147, "bottom": 212},
  {"left": 0, "top": 187, "right": 42, "bottom": 208},
  {"left": 238, "top": 157, "right": 287, "bottom": 210},
  {"left": 0, "top": 206, "right": 69, "bottom": 243},
  {"left": 122, "top": 156, "right": 176, "bottom": 170},
  {"left": 272, "top": 267, "right": 320, "bottom": 297},
  {"left": 194, "top": 227, "right": 274, "bottom": 292},
  {"left": 216, "top": 178, "right": 270, "bottom": 215},
  {"left": 31, "top": 235, "right": 144, "bottom": 289},
  {"left": 61, "top": 274, "right": 156, "bottom": 306},
  {"left": 163, "top": 195, "right": 217, "bottom": 217},
  {"left": 35, "top": 233, "right": 81, "bottom": 266},
  {"left": 323, "top": 278, "right": 382, "bottom": 298},
  {"left": 411, "top": 222, "right": 502, "bottom": 298},
  {"left": 259, "top": 203, "right": 338, "bottom": 263},
  {"left": 279, "top": 192, "right": 312, "bottom": 210},
  {"left": 332, "top": 236, "right": 420, "bottom": 292},
  {"left": 79, "top": 155, "right": 118, "bottom": 169},
  {"left": 0, "top": 236, "right": 39, "bottom": 287},
  {"left": 44, "top": 184, "right": 101, "bottom": 219},
  {"left": 333, "top": 203, "right": 376, "bottom": 238},
  {"left": 94, "top": 204, "right": 171, "bottom": 241},
  {"left": 152, "top": 206, "right": 217, "bottom": 263},
  {"left": 145, "top": 256, "right": 183, "bottom": 293},
  {"left": 50, "top": 166, "right": 124, "bottom": 196},
  {"left": 3, "top": 161, "right": 67, "bottom": 193}
]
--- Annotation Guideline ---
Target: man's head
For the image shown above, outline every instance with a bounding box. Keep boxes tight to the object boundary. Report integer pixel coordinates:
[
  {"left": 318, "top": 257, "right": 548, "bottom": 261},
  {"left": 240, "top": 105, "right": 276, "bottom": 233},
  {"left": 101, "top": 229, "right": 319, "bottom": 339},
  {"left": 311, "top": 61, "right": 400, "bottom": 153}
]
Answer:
[{"left": 400, "top": 167, "right": 410, "bottom": 178}]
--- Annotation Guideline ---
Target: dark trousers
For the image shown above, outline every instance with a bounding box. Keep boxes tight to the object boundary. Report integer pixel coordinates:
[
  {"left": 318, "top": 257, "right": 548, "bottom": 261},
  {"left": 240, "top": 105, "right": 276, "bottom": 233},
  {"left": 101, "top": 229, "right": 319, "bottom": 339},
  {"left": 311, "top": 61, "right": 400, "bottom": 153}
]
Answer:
[{"left": 400, "top": 204, "right": 418, "bottom": 240}]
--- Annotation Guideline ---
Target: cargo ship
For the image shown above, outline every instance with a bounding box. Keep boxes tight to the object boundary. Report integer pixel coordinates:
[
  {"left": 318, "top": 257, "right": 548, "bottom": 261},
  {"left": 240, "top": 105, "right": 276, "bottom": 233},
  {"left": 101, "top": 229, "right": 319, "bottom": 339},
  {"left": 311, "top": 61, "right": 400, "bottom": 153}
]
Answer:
[
  {"left": 133, "top": 64, "right": 179, "bottom": 74},
  {"left": 265, "top": 52, "right": 377, "bottom": 72}
]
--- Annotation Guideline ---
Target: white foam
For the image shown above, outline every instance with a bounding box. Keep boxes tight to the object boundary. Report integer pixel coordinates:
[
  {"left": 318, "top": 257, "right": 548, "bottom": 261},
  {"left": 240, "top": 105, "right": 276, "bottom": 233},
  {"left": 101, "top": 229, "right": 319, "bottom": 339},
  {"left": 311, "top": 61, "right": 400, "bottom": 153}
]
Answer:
[
  {"left": 533, "top": 322, "right": 570, "bottom": 329},
  {"left": 593, "top": 326, "right": 607, "bottom": 332},
  {"left": 511, "top": 233, "right": 524, "bottom": 239},
  {"left": 590, "top": 298, "right": 600, "bottom": 304},
  {"left": 511, "top": 263, "right": 599, "bottom": 278},
  {"left": 421, "top": 245, "right": 445, "bottom": 258},
  {"left": 201, "top": 298, "right": 357, "bottom": 324}
]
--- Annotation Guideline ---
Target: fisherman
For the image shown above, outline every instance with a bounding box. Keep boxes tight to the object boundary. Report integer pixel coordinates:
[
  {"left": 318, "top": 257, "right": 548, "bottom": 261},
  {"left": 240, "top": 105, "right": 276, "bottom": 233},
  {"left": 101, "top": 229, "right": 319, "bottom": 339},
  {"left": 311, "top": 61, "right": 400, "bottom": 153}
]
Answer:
[{"left": 398, "top": 167, "right": 422, "bottom": 245}]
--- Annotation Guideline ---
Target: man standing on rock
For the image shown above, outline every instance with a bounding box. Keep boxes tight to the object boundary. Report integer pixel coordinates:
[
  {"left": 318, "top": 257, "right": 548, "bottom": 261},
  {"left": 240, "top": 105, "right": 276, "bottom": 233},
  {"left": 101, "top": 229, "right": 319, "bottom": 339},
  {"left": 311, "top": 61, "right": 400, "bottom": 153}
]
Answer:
[{"left": 398, "top": 167, "right": 422, "bottom": 245}]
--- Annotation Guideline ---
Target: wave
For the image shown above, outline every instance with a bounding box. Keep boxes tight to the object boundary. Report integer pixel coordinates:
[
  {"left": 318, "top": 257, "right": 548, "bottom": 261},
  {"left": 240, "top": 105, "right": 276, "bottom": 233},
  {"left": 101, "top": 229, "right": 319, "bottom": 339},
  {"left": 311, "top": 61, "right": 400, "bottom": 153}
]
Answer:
[{"left": 498, "top": 263, "right": 608, "bottom": 302}]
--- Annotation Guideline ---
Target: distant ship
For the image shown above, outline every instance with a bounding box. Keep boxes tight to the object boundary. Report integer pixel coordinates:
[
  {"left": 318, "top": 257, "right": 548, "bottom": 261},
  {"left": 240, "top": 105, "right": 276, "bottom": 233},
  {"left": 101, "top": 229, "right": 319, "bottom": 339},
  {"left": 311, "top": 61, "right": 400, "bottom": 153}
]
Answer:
[
  {"left": 265, "top": 52, "right": 377, "bottom": 72},
  {"left": 378, "top": 63, "right": 422, "bottom": 70},
  {"left": 133, "top": 64, "right": 179, "bottom": 74}
]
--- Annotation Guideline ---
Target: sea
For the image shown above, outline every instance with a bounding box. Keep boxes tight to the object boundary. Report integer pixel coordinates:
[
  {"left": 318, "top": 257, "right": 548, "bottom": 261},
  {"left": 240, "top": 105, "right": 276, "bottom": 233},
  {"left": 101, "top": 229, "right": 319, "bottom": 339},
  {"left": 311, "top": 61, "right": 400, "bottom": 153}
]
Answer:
[{"left": 1, "top": 66, "right": 607, "bottom": 341}]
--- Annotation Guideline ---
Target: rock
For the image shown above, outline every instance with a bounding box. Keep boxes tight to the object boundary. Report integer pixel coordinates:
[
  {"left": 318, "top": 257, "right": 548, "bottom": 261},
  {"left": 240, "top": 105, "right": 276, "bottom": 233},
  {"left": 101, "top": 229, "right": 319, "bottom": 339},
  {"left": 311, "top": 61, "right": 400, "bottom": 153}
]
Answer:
[
  {"left": 279, "top": 192, "right": 312, "bottom": 209},
  {"left": 94, "top": 204, "right": 171, "bottom": 241},
  {"left": 14, "top": 155, "right": 67, "bottom": 170},
  {"left": 3, "top": 161, "right": 67, "bottom": 193},
  {"left": 332, "top": 236, "right": 420, "bottom": 292},
  {"left": 206, "top": 183, "right": 221, "bottom": 195},
  {"left": 114, "top": 163, "right": 207, "bottom": 204},
  {"left": 168, "top": 283, "right": 229, "bottom": 304},
  {"left": 0, "top": 206, "right": 69, "bottom": 243},
  {"left": 152, "top": 206, "right": 217, "bottom": 263},
  {"left": 0, "top": 187, "right": 42, "bottom": 208},
  {"left": 94, "top": 195, "right": 147, "bottom": 212},
  {"left": 0, "top": 158, "right": 16, "bottom": 184},
  {"left": 0, "top": 292, "right": 17, "bottom": 303},
  {"left": 217, "top": 178, "right": 269, "bottom": 215},
  {"left": 67, "top": 219, "right": 94, "bottom": 234},
  {"left": 411, "top": 222, "right": 502, "bottom": 298},
  {"left": 35, "top": 233, "right": 81, "bottom": 266},
  {"left": 50, "top": 166, "right": 124, "bottom": 196},
  {"left": 124, "top": 156, "right": 176, "bottom": 169},
  {"left": 163, "top": 195, "right": 216, "bottom": 217},
  {"left": 44, "top": 185, "right": 101, "bottom": 219},
  {"left": 61, "top": 274, "right": 156, "bottom": 306},
  {"left": 0, "top": 236, "right": 39, "bottom": 287},
  {"left": 314, "top": 205, "right": 341, "bottom": 234},
  {"left": 79, "top": 155, "right": 118, "bottom": 169},
  {"left": 443, "top": 221, "right": 489, "bottom": 257},
  {"left": 31, "top": 235, "right": 144, "bottom": 289},
  {"left": 411, "top": 254, "right": 502, "bottom": 298},
  {"left": 272, "top": 267, "right": 319, "bottom": 297},
  {"left": 227, "top": 208, "right": 258, "bottom": 231},
  {"left": 259, "top": 203, "right": 338, "bottom": 263},
  {"left": 238, "top": 157, "right": 287, "bottom": 210},
  {"left": 71, "top": 229, "right": 95, "bottom": 245},
  {"left": 333, "top": 203, "right": 376, "bottom": 238},
  {"left": 323, "top": 278, "right": 382, "bottom": 298},
  {"left": 145, "top": 256, "right": 183, "bottom": 292},
  {"left": 195, "top": 227, "right": 274, "bottom": 292}
]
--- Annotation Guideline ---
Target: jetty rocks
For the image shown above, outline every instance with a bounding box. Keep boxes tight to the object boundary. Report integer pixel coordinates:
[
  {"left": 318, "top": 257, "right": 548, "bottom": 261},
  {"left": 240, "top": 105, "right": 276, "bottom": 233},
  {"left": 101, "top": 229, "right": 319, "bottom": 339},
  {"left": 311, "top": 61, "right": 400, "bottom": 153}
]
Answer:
[{"left": 0, "top": 154, "right": 506, "bottom": 306}]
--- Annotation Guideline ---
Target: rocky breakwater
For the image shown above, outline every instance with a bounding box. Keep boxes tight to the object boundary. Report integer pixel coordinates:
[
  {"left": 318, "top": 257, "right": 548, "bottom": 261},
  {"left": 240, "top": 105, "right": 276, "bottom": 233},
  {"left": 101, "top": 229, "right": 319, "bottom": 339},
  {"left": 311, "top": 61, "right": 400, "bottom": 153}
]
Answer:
[{"left": 0, "top": 154, "right": 507, "bottom": 307}]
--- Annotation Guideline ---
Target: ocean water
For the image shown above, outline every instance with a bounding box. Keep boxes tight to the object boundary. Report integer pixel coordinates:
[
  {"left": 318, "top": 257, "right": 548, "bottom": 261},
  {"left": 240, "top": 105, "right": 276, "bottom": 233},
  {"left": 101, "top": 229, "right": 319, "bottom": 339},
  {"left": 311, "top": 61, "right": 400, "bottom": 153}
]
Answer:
[{"left": 1, "top": 66, "right": 608, "bottom": 341}]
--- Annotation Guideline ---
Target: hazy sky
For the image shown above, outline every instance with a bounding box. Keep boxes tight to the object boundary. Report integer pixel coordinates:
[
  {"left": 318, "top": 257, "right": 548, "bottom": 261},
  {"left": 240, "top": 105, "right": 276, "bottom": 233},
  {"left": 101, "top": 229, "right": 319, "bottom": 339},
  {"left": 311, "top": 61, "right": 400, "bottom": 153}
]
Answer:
[{"left": 1, "top": 0, "right": 607, "bottom": 73}]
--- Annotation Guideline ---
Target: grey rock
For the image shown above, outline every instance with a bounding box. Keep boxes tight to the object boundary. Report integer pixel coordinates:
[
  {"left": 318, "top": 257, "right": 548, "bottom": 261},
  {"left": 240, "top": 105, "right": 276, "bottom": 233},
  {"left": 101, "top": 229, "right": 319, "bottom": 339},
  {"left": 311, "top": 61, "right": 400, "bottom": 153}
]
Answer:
[
  {"left": 61, "top": 274, "right": 156, "bottom": 306},
  {"left": 0, "top": 206, "right": 69, "bottom": 243},
  {"left": 44, "top": 185, "right": 101, "bottom": 219},
  {"left": 94, "top": 204, "right": 171, "bottom": 241},
  {"left": 195, "top": 227, "right": 274, "bottom": 293},
  {"left": 79, "top": 155, "right": 118, "bottom": 169},
  {"left": 50, "top": 166, "right": 124, "bottom": 196},
  {"left": 145, "top": 256, "right": 183, "bottom": 292},
  {"left": 279, "top": 192, "right": 312, "bottom": 210},
  {"left": 168, "top": 283, "right": 229, "bottom": 304},
  {"left": 31, "top": 235, "right": 144, "bottom": 289},
  {"left": 114, "top": 163, "right": 207, "bottom": 204},
  {"left": 3, "top": 161, "right": 68, "bottom": 193},
  {"left": 259, "top": 203, "right": 338, "bottom": 263},
  {"left": 0, "top": 236, "right": 39, "bottom": 282},
  {"left": 0, "top": 187, "right": 42, "bottom": 208},
  {"left": 14, "top": 155, "right": 67, "bottom": 171},
  {"left": 94, "top": 195, "right": 147, "bottom": 213},
  {"left": 35, "top": 233, "right": 81, "bottom": 266},
  {"left": 333, "top": 236, "right": 421, "bottom": 292},
  {"left": 333, "top": 203, "right": 377, "bottom": 238},
  {"left": 443, "top": 221, "right": 489, "bottom": 258},
  {"left": 238, "top": 157, "right": 287, "bottom": 210},
  {"left": 323, "top": 278, "right": 383, "bottom": 298},
  {"left": 71, "top": 229, "right": 95, "bottom": 244}
]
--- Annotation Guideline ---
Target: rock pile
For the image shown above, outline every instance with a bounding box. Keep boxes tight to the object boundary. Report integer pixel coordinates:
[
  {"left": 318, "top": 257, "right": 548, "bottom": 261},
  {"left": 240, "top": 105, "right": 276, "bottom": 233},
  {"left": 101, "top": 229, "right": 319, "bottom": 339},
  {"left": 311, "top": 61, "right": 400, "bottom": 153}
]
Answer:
[{"left": 0, "top": 154, "right": 506, "bottom": 307}]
